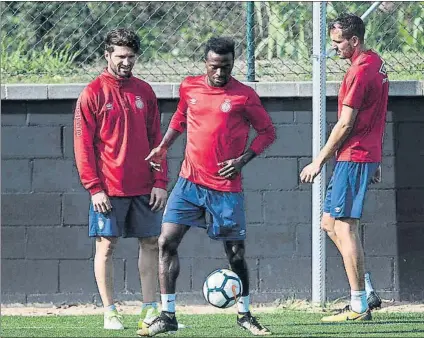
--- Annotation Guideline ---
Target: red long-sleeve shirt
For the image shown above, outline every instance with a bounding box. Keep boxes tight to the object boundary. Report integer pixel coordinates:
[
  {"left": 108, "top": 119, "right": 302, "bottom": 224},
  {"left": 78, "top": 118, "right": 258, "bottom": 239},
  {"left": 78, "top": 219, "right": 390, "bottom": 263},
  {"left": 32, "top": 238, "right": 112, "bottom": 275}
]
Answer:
[
  {"left": 74, "top": 70, "right": 168, "bottom": 196},
  {"left": 170, "top": 75, "right": 276, "bottom": 192}
]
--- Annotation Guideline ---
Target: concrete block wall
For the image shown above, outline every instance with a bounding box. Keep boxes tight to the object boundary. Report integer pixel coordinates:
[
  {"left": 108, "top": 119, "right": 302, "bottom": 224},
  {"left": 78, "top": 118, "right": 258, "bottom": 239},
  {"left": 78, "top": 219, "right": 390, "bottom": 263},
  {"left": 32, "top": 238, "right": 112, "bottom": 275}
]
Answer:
[{"left": 1, "top": 82, "right": 423, "bottom": 305}]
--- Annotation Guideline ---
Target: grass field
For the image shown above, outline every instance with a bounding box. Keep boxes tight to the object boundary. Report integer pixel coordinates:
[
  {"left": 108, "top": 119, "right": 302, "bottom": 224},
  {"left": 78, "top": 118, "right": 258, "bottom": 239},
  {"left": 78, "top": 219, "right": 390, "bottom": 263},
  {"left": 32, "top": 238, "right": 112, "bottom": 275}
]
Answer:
[{"left": 2, "top": 310, "right": 424, "bottom": 337}]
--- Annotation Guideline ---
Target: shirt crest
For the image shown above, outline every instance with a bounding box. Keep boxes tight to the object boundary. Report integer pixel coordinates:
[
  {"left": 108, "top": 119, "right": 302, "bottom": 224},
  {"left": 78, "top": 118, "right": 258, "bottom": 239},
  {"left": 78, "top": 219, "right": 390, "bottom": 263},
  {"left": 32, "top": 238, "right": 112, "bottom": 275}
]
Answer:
[
  {"left": 135, "top": 96, "right": 144, "bottom": 109},
  {"left": 220, "top": 99, "right": 232, "bottom": 113}
]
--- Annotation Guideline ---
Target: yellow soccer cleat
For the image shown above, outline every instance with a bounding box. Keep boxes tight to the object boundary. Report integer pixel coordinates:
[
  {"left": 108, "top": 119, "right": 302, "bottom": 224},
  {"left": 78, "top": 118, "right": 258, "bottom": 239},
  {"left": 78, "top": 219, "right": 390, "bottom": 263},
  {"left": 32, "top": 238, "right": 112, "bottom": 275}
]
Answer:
[
  {"left": 104, "top": 309, "right": 124, "bottom": 330},
  {"left": 138, "top": 304, "right": 160, "bottom": 329},
  {"left": 321, "top": 306, "right": 372, "bottom": 322}
]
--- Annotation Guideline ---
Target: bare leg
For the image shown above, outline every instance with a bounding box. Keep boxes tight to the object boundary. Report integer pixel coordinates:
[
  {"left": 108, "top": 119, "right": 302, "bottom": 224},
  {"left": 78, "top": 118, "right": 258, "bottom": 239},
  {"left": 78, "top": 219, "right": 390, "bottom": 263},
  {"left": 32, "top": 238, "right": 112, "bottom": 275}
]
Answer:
[
  {"left": 224, "top": 240, "right": 249, "bottom": 296},
  {"left": 94, "top": 236, "right": 118, "bottom": 307},
  {"left": 157, "top": 223, "right": 190, "bottom": 294},
  {"left": 321, "top": 212, "right": 342, "bottom": 251},
  {"left": 334, "top": 218, "right": 365, "bottom": 291},
  {"left": 138, "top": 236, "right": 159, "bottom": 303}
]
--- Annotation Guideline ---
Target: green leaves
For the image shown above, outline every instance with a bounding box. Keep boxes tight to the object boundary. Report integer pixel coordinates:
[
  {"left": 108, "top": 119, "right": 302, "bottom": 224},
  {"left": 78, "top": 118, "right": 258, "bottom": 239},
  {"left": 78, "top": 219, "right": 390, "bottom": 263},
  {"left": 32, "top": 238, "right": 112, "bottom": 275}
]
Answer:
[{"left": 1, "top": 37, "right": 80, "bottom": 77}]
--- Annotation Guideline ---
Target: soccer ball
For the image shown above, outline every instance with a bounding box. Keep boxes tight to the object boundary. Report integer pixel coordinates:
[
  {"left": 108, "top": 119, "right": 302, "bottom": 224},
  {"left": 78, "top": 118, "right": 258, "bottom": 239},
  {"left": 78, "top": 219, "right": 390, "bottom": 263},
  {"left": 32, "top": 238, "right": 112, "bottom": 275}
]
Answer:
[{"left": 202, "top": 269, "right": 243, "bottom": 308}]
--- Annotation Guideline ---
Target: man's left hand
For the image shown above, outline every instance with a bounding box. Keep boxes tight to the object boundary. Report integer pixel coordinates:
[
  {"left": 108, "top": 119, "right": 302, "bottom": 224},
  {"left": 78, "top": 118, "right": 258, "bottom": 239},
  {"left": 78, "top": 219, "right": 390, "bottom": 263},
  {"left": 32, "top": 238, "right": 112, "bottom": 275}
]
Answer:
[
  {"left": 150, "top": 187, "right": 168, "bottom": 212},
  {"left": 218, "top": 157, "right": 244, "bottom": 179}
]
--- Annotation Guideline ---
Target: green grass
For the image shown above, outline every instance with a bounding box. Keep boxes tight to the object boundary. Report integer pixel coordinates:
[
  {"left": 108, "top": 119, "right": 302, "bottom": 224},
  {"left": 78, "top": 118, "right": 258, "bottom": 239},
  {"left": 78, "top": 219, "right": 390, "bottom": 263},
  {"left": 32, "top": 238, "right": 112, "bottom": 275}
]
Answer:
[{"left": 2, "top": 311, "right": 424, "bottom": 337}]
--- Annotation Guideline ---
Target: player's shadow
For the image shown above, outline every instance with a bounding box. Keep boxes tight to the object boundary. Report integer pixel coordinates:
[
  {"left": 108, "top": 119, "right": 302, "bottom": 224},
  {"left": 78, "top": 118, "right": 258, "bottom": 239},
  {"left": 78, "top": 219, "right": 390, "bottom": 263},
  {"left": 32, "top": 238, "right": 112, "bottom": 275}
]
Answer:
[
  {"left": 275, "top": 331, "right": 424, "bottom": 337},
  {"left": 276, "top": 320, "right": 424, "bottom": 327}
]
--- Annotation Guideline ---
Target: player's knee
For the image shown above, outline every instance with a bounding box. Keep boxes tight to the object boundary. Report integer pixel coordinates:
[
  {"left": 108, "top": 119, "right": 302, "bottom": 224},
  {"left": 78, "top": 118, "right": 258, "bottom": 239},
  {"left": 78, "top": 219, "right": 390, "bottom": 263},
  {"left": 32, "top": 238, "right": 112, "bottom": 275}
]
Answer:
[
  {"left": 158, "top": 234, "right": 178, "bottom": 255},
  {"left": 321, "top": 214, "right": 335, "bottom": 233},
  {"left": 139, "top": 236, "right": 159, "bottom": 251},
  {"left": 95, "top": 237, "right": 117, "bottom": 258},
  {"left": 334, "top": 218, "right": 359, "bottom": 237},
  {"left": 227, "top": 247, "right": 245, "bottom": 266}
]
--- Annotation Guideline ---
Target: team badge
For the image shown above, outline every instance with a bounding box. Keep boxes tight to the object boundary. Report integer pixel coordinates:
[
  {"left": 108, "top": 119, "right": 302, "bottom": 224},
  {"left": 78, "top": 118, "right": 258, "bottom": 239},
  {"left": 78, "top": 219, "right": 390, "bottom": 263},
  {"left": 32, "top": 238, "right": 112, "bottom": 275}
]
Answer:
[
  {"left": 105, "top": 103, "right": 113, "bottom": 110},
  {"left": 98, "top": 217, "right": 105, "bottom": 230},
  {"left": 135, "top": 96, "right": 144, "bottom": 109},
  {"left": 220, "top": 99, "right": 232, "bottom": 113}
]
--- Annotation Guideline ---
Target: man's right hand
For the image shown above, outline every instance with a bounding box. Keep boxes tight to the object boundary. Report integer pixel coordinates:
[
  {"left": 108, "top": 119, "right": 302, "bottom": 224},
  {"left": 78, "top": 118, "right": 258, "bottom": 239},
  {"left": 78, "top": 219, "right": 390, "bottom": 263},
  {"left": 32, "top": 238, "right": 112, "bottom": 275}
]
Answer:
[
  {"left": 145, "top": 145, "right": 167, "bottom": 172},
  {"left": 91, "top": 191, "right": 112, "bottom": 213}
]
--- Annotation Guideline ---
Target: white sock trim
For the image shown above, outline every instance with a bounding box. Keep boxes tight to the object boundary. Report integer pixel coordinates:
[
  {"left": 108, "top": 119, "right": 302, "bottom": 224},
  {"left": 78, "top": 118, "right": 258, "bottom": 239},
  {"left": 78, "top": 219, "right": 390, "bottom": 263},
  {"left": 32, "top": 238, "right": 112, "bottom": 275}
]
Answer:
[{"left": 351, "top": 290, "right": 367, "bottom": 313}]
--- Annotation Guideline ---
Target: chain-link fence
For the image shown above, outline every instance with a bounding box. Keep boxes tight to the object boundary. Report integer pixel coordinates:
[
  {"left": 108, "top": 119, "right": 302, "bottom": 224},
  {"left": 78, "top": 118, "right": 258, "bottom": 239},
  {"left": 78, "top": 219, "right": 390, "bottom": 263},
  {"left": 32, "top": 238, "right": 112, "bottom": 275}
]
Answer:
[{"left": 1, "top": 1, "right": 423, "bottom": 83}]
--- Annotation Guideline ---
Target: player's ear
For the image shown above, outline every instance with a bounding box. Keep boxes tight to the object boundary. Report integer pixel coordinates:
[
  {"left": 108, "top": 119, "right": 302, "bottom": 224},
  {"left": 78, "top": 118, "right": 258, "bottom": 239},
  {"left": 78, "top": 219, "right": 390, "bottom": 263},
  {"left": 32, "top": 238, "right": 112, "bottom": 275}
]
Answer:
[{"left": 352, "top": 35, "right": 360, "bottom": 47}]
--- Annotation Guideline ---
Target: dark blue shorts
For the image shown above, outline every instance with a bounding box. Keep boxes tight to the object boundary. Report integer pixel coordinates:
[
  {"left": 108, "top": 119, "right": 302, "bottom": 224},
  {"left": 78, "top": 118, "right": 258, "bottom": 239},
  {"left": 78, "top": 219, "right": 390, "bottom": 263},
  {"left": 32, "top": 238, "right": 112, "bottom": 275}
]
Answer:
[
  {"left": 89, "top": 195, "right": 162, "bottom": 238},
  {"left": 324, "top": 161, "right": 379, "bottom": 219},
  {"left": 162, "top": 177, "right": 246, "bottom": 241}
]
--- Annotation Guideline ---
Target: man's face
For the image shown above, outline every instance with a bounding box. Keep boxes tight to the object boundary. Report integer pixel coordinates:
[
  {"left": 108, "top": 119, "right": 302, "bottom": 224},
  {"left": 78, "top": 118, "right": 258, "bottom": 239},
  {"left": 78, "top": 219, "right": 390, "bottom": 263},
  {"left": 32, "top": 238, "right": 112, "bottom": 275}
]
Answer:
[
  {"left": 205, "top": 51, "right": 234, "bottom": 87},
  {"left": 105, "top": 45, "right": 136, "bottom": 78},
  {"left": 330, "top": 27, "right": 358, "bottom": 60}
]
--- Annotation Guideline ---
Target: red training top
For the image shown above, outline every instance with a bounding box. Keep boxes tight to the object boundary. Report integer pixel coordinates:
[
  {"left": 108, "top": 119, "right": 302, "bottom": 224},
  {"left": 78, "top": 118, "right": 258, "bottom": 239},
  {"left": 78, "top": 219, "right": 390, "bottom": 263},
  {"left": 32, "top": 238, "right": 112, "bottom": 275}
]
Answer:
[
  {"left": 337, "top": 50, "right": 389, "bottom": 162},
  {"left": 74, "top": 70, "right": 168, "bottom": 196},
  {"left": 169, "top": 75, "right": 276, "bottom": 192}
]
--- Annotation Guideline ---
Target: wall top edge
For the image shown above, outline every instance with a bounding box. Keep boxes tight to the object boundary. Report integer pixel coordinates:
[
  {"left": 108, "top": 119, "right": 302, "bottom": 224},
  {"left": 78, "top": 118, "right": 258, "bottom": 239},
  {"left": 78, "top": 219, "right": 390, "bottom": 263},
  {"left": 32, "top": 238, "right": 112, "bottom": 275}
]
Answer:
[{"left": 1, "top": 81, "right": 423, "bottom": 100}]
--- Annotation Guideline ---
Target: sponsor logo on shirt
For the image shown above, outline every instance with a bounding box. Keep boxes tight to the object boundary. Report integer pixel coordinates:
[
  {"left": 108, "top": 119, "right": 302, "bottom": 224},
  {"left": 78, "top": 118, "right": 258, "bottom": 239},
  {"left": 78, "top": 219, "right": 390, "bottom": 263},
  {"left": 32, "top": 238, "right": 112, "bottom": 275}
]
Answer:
[
  {"left": 189, "top": 98, "right": 197, "bottom": 105},
  {"left": 135, "top": 96, "right": 144, "bottom": 109},
  {"left": 220, "top": 99, "right": 232, "bottom": 113}
]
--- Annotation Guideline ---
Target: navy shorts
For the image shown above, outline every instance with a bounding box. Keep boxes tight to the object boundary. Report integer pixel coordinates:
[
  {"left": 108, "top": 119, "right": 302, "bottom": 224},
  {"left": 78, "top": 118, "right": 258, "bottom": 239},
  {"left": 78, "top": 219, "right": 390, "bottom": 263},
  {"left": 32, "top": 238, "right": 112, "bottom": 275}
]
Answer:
[
  {"left": 162, "top": 177, "right": 246, "bottom": 241},
  {"left": 324, "top": 161, "right": 379, "bottom": 219},
  {"left": 89, "top": 195, "right": 162, "bottom": 238}
]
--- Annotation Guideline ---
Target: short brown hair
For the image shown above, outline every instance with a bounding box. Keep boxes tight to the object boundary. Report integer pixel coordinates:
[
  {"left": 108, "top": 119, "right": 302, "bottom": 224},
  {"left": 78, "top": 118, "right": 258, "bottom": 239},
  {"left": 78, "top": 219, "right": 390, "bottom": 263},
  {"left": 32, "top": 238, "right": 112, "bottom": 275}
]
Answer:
[{"left": 104, "top": 28, "right": 140, "bottom": 54}]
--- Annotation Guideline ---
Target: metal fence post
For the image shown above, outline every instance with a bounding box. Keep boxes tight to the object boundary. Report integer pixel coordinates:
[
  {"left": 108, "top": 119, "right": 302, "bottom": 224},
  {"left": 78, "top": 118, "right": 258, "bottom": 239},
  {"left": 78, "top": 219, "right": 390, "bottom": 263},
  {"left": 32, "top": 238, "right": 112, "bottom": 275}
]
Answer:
[
  {"left": 246, "top": 1, "right": 256, "bottom": 82},
  {"left": 312, "top": 1, "right": 327, "bottom": 307}
]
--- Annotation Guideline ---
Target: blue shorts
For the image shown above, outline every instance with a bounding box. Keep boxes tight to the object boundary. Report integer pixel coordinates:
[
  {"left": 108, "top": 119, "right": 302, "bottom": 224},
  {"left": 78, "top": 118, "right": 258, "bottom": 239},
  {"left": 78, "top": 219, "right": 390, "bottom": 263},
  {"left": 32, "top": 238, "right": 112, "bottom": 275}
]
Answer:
[
  {"left": 162, "top": 177, "right": 246, "bottom": 241},
  {"left": 89, "top": 195, "right": 162, "bottom": 238},
  {"left": 324, "top": 161, "right": 379, "bottom": 219}
]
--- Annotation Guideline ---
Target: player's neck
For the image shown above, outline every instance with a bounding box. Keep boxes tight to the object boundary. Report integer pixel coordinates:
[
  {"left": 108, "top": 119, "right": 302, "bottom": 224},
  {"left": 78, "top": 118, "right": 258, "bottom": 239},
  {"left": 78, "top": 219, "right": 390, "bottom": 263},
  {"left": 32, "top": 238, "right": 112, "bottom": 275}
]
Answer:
[{"left": 349, "top": 46, "right": 367, "bottom": 63}]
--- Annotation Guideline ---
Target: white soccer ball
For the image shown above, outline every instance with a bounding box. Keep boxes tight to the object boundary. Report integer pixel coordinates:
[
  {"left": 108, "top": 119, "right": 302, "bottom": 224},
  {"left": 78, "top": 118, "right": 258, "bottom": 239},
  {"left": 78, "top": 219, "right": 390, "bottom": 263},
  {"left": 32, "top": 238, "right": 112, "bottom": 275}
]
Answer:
[{"left": 202, "top": 268, "right": 243, "bottom": 308}]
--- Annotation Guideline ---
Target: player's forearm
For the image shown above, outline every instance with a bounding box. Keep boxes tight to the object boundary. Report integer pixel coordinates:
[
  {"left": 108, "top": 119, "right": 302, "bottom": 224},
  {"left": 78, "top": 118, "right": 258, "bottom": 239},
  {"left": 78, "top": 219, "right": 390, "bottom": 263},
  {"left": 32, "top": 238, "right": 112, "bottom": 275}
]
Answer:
[
  {"left": 249, "top": 125, "right": 276, "bottom": 155},
  {"left": 75, "top": 152, "right": 104, "bottom": 195},
  {"left": 239, "top": 148, "right": 257, "bottom": 166},
  {"left": 159, "top": 127, "right": 182, "bottom": 149},
  {"left": 74, "top": 128, "right": 103, "bottom": 195},
  {"left": 315, "top": 121, "right": 352, "bottom": 165}
]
